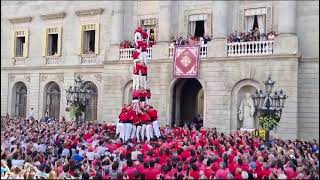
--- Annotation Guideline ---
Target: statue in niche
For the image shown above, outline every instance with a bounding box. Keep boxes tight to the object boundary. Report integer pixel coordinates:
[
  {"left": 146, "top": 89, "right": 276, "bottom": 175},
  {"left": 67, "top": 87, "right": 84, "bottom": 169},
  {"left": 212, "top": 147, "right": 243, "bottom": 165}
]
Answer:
[{"left": 238, "top": 93, "right": 255, "bottom": 129}]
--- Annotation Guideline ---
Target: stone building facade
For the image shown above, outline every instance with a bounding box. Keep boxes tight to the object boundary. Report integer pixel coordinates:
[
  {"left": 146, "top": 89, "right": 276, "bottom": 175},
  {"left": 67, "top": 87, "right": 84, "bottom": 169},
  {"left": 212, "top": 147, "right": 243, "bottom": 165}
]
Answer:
[{"left": 1, "top": 1, "right": 319, "bottom": 140}]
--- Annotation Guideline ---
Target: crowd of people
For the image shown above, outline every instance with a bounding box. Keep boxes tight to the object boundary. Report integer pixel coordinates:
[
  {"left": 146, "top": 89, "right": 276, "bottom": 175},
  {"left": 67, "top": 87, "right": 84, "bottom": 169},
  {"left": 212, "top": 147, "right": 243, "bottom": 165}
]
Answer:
[
  {"left": 169, "top": 35, "right": 213, "bottom": 47},
  {"left": 1, "top": 114, "right": 319, "bottom": 179},
  {"left": 227, "top": 28, "right": 277, "bottom": 43}
]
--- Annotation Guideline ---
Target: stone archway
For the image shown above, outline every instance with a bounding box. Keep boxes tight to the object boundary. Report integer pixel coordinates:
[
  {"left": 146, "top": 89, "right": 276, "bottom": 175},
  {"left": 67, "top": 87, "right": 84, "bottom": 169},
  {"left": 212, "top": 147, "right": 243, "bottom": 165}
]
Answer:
[
  {"left": 123, "top": 80, "right": 133, "bottom": 105},
  {"left": 171, "top": 78, "right": 204, "bottom": 128},
  {"left": 12, "top": 81, "right": 28, "bottom": 118},
  {"left": 44, "top": 81, "right": 61, "bottom": 120},
  {"left": 81, "top": 81, "right": 98, "bottom": 121}
]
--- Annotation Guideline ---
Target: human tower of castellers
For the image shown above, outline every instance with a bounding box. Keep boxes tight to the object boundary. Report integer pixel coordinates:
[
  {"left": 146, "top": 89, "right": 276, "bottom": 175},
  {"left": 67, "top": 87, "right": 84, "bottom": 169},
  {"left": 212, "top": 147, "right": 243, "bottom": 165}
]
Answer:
[{"left": 116, "top": 27, "right": 161, "bottom": 143}]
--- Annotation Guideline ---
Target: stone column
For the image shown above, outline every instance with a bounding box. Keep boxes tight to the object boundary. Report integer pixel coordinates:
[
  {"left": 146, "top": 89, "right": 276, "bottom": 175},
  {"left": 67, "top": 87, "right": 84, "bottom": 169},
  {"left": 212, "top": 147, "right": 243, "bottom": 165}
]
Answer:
[
  {"left": 107, "top": 1, "right": 123, "bottom": 61},
  {"left": 153, "top": 1, "right": 172, "bottom": 60},
  {"left": 158, "top": 1, "right": 172, "bottom": 42},
  {"left": 212, "top": 1, "right": 228, "bottom": 38},
  {"left": 111, "top": 1, "right": 124, "bottom": 45},
  {"left": 207, "top": 1, "right": 228, "bottom": 57},
  {"left": 274, "top": 1, "right": 298, "bottom": 55},
  {"left": 278, "top": 1, "right": 296, "bottom": 34}
]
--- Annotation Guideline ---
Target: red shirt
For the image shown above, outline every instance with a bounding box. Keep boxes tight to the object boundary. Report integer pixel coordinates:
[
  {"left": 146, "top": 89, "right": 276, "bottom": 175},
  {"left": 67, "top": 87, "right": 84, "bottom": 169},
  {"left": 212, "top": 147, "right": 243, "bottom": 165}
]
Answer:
[
  {"left": 141, "top": 112, "right": 151, "bottom": 124},
  {"left": 124, "top": 167, "right": 137, "bottom": 179},
  {"left": 147, "top": 109, "right": 158, "bottom": 120},
  {"left": 119, "top": 111, "right": 128, "bottom": 122},
  {"left": 133, "top": 63, "right": 141, "bottom": 74},
  {"left": 140, "top": 91, "right": 147, "bottom": 98},
  {"left": 190, "top": 170, "right": 200, "bottom": 179},
  {"left": 141, "top": 65, "right": 147, "bottom": 75},
  {"left": 132, "top": 90, "right": 140, "bottom": 98},
  {"left": 132, "top": 113, "right": 141, "bottom": 125},
  {"left": 146, "top": 90, "right": 151, "bottom": 99},
  {"left": 204, "top": 168, "right": 213, "bottom": 179}
]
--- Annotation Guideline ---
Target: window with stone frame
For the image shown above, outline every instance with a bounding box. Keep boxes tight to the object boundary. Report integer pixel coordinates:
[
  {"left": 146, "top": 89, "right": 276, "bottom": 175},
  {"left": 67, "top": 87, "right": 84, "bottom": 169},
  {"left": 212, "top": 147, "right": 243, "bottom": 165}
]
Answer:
[
  {"left": 80, "top": 24, "right": 100, "bottom": 55},
  {"left": 188, "top": 14, "right": 208, "bottom": 38},
  {"left": 239, "top": 6, "right": 273, "bottom": 35},
  {"left": 12, "top": 30, "right": 29, "bottom": 58},
  {"left": 244, "top": 8, "right": 266, "bottom": 34},
  {"left": 42, "top": 27, "right": 62, "bottom": 56},
  {"left": 140, "top": 18, "right": 157, "bottom": 44}
]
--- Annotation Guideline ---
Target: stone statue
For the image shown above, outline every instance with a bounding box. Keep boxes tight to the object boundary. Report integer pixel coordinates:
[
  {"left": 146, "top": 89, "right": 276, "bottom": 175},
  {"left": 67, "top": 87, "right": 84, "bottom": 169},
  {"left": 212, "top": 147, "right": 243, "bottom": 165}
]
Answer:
[{"left": 238, "top": 93, "right": 255, "bottom": 129}]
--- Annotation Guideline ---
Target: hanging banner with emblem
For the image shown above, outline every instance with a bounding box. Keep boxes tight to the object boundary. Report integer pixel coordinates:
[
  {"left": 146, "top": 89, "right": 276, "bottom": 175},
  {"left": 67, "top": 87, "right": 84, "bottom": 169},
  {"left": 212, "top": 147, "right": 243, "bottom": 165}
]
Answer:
[{"left": 173, "top": 45, "right": 200, "bottom": 78}]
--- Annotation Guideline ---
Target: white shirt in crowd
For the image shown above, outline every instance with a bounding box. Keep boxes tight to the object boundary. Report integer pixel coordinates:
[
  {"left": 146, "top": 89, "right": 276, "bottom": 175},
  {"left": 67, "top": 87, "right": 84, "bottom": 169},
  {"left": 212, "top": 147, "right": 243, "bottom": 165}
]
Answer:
[
  {"left": 86, "top": 151, "right": 96, "bottom": 161},
  {"left": 11, "top": 159, "right": 25, "bottom": 168},
  {"left": 131, "top": 150, "right": 142, "bottom": 161},
  {"left": 96, "top": 146, "right": 107, "bottom": 157},
  {"left": 28, "top": 109, "right": 35, "bottom": 119},
  {"left": 38, "top": 143, "right": 47, "bottom": 153},
  {"left": 61, "top": 148, "right": 70, "bottom": 158}
]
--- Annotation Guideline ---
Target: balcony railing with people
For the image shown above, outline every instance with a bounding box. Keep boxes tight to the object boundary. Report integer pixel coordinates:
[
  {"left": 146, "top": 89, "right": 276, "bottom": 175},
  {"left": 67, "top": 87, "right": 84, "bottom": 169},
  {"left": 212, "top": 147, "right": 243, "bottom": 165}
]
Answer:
[
  {"left": 119, "top": 48, "right": 152, "bottom": 61},
  {"left": 169, "top": 44, "right": 208, "bottom": 59},
  {"left": 227, "top": 30, "right": 277, "bottom": 56}
]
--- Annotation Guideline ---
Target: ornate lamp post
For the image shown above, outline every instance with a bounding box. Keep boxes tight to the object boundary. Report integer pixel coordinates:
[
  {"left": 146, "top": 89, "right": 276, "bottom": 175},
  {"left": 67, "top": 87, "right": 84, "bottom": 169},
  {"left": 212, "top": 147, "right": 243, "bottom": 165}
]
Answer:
[
  {"left": 65, "top": 76, "right": 91, "bottom": 125},
  {"left": 252, "top": 75, "right": 287, "bottom": 141}
]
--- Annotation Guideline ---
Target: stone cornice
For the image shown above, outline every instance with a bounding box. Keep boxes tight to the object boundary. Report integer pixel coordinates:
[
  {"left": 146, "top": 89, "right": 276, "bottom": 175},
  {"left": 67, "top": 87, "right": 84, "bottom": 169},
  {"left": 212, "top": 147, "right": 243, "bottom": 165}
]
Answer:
[
  {"left": 8, "top": 16, "right": 32, "bottom": 24},
  {"left": 40, "top": 12, "right": 66, "bottom": 20},
  {"left": 75, "top": 8, "right": 104, "bottom": 17}
]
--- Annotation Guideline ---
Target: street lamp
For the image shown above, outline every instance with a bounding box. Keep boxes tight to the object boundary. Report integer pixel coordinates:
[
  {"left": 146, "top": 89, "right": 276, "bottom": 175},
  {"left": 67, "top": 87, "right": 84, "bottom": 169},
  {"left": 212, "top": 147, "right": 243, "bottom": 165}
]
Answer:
[
  {"left": 65, "top": 76, "right": 91, "bottom": 125},
  {"left": 252, "top": 75, "right": 287, "bottom": 118},
  {"left": 252, "top": 75, "right": 287, "bottom": 141}
]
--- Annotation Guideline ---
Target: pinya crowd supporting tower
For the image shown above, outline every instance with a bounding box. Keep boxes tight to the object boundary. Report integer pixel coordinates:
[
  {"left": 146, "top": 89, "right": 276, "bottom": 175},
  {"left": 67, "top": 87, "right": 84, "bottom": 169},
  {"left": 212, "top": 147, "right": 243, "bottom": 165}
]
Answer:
[{"left": 116, "top": 27, "right": 161, "bottom": 143}]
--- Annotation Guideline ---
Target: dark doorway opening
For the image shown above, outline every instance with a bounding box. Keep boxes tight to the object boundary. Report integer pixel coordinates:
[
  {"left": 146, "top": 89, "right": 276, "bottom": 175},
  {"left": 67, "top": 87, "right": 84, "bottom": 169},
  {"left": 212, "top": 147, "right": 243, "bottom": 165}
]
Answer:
[
  {"left": 195, "top": 21, "right": 205, "bottom": 37},
  {"left": 171, "top": 78, "right": 204, "bottom": 129}
]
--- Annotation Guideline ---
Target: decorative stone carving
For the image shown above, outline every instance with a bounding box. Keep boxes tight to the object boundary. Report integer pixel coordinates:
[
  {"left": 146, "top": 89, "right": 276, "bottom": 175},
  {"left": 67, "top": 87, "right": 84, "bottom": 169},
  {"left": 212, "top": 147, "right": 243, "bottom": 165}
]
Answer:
[
  {"left": 40, "top": 12, "right": 66, "bottom": 20},
  {"left": 25, "top": 75, "right": 30, "bottom": 83},
  {"left": 75, "top": 8, "right": 104, "bottom": 17},
  {"left": 8, "top": 16, "right": 32, "bottom": 24},
  {"left": 95, "top": 73, "right": 102, "bottom": 82},
  {"left": 56, "top": 74, "right": 64, "bottom": 82},
  {"left": 9, "top": 74, "right": 15, "bottom": 82},
  {"left": 41, "top": 74, "right": 48, "bottom": 82},
  {"left": 74, "top": 73, "right": 84, "bottom": 80}
]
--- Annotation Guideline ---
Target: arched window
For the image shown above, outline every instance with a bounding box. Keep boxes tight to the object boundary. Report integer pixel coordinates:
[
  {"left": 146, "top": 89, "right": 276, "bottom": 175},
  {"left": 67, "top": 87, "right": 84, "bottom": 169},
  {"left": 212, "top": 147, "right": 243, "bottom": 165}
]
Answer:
[
  {"left": 12, "top": 82, "right": 27, "bottom": 117},
  {"left": 44, "top": 81, "right": 61, "bottom": 120},
  {"left": 81, "top": 81, "right": 98, "bottom": 121}
]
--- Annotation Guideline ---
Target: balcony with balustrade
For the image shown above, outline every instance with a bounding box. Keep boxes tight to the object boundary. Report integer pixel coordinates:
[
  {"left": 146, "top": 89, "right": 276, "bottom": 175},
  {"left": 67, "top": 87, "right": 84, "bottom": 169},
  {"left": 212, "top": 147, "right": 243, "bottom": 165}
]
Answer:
[{"left": 227, "top": 41, "right": 274, "bottom": 56}]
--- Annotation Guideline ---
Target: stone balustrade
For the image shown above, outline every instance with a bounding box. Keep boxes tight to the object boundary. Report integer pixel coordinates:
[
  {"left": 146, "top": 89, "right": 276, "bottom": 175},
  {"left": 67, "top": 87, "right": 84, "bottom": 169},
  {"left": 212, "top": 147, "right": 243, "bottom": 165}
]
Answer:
[
  {"left": 227, "top": 41, "right": 274, "bottom": 56},
  {"left": 119, "top": 48, "right": 152, "bottom": 61},
  {"left": 81, "top": 54, "right": 97, "bottom": 64},
  {"left": 45, "top": 56, "right": 62, "bottom": 65},
  {"left": 13, "top": 57, "right": 25, "bottom": 65}
]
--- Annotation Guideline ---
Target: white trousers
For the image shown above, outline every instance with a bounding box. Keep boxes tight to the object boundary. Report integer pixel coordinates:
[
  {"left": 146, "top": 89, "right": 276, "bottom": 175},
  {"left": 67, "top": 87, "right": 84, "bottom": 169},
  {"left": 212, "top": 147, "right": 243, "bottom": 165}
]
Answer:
[
  {"left": 142, "top": 51, "right": 148, "bottom": 65},
  {"left": 118, "top": 122, "right": 125, "bottom": 140},
  {"left": 124, "top": 123, "right": 132, "bottom": 141},
  {"left": 141, "top": 124, "right": 146, "bottom": 141},
  {"left": 146, "top": 124, "right": 153, "bottom": 141},
  {"left": 133, "top": 74, "right": 140, "bottom": 90},
  {"left": 136, "top": 125, "right": 142, "bottom": 142},
  {"left": 115, "top": 119, "right": 120, "bottom": 136},
  {"left": 152, "top": 120, "right": 161, "bottom": 138},
  {"left": 131, "top": 125, "right": 137, "bottom": 139},
  {"left": 140, "top": 75, "right": 147, "bottom": 89}
]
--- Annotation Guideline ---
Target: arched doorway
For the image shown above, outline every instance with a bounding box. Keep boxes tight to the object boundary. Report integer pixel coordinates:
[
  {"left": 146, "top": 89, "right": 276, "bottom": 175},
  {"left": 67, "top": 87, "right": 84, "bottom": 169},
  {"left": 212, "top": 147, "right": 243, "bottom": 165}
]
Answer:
[
  {"left": 12, "top": 82, "right": 27, "bottom": 117},
  {"left": 44, "top": 81, "right": 61, "bottom": 120},
  {"left": 171, "top": 78, "right": 204, "bottom": 129},
  {"left": 81, "top": 81, "right": 98, "bottom": 121},
  {"left": 123, "top": 80, "right": 133, "bottom": 105}
]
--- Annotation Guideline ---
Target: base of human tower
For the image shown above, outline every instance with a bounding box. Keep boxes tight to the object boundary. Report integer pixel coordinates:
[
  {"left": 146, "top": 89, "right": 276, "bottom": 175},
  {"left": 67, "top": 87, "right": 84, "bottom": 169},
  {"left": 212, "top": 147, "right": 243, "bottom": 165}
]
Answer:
[{"left": 116, "top": 26, "right": 161, "bottom": 143}]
